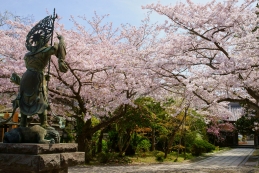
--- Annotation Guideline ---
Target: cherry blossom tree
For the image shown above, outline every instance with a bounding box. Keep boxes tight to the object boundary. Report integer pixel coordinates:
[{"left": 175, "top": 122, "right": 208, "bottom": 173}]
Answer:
[{"left": 143, "top": 0, "right": 259, "bottom": 119}]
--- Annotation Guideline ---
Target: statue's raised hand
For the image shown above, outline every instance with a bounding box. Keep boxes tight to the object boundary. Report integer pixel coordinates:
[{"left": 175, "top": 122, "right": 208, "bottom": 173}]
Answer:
[
  {"left": 56, "top": 33, "right": 68, "bottom": 73},
  {"left": 59, "top": 59, "right": 68, "bottom": 73}
]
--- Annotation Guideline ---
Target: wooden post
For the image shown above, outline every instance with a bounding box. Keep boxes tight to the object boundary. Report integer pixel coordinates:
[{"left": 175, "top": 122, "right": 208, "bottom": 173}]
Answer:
[
  {"left": 3, "top": 112, "right": 9, "bottom": 120},
  {"left": 1, "top": 127, "right": 3, "bottom": 142},
  {"left": 12, "top": 112, "right": 18, "bottom": 129},
  {"left": 3, "top": 113, "right": 9, "bottom": 132}
]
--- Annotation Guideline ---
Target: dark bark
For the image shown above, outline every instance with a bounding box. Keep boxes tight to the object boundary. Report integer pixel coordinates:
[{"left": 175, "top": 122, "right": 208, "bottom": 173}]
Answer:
[
  {"left": 97, "top": 129, "right": 104, "bottom": 153},
  {"left": 151, "top": 128, "right": 155, "bottom": 151},
  {"left": 118, "top": 129, "right": 132, "bottom": 157},
  {"left": 164, "top": 132, "right": 176, "bottom": 159},
  {"left": 84, "top": 135, "right": 92, "bottom": 164},
  {"left": 77, "top": 118, "right": 92, "bottom": 164}
]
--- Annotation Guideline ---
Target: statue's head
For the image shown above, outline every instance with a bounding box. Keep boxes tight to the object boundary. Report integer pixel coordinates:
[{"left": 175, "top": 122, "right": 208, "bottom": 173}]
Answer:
[
  {"left": 29, "top": 33, "right": 49, "bottom": 53},
  {"left": 25, "top": 15, "right": 53, "bottom": 53}
]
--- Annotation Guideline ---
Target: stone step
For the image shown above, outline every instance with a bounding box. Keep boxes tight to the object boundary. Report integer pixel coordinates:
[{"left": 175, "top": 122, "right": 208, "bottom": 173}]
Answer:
[{"left": 0, "top": 143, "right": 78, "bottom": 154}]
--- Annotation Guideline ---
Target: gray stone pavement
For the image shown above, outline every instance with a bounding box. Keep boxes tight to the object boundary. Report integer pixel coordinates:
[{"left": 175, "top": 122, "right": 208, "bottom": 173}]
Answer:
[{"left": 68, "top": 148, "right": 259, "bottom": 173}]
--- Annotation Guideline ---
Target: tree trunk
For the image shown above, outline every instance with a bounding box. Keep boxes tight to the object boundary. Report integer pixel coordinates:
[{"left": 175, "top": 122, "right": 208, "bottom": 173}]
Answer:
[
  {"left": 84, "top": 135, "right": 93, "bottom": 164},
  {"left": 122, "top": 133, "right": 132, "bottom": 156},
  {"left": 77, "top": 133, "right": 86, "bottom": 152},
  {"left": 151, "top": 128, "right": 155, "bottom": 151},
  {"left": 164, "top": 132, "right": 176, "bottom": 159},
  {"left": 183, "top": 131, "right": 186, "bottom": 160},
  {"left": 118, "top": 129, "right": 132, "bottom": 157},
  {"left": 77, "top": 132, "right": 93, "bottom": 164},
  {"left": 175, "top": 137, "right": 182, "bottom": 162},
  {"left": 76, "top": 118, "right": 92, "bottom": 164},
  {"left": 97, "top": 129, "right": 104, "bottom": 153}
]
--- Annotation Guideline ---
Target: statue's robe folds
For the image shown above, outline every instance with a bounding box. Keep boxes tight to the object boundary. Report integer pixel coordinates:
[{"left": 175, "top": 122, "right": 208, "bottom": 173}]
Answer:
[{"left": 19, "top": 69, "right": 48, "bottom": 116}]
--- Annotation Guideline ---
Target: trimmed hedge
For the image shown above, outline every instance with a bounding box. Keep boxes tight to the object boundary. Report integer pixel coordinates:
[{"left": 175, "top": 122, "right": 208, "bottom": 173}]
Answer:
[{"left": 191, "top": 139, "right": 215, "bottom": 156}]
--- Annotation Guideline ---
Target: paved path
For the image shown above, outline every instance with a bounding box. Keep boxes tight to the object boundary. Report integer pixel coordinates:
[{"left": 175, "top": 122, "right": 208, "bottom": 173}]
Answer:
[
  {"left": 69, "top": 148, "right": 259, "bottom": 173},
  {"left": 194, "top": 148, "right": 253, "bottom": 167}
]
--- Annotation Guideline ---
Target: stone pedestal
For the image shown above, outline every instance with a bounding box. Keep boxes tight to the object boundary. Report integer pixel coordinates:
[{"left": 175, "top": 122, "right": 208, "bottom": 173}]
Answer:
[{"left": 0, "top": 143, "right": 84, "bottom": 173}]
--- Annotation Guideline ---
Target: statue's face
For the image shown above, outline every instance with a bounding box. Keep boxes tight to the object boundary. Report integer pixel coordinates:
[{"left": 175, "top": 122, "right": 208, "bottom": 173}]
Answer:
[
  {"left": 32, "top": 33, "right": 41, "bottom": 43},
  {"left": 30, "top": 33, "right": 48, "bottom": 52}
]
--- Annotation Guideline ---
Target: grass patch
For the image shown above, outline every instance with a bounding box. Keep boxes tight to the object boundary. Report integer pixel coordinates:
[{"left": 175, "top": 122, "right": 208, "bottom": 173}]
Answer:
[
  {"left": 251, "top": 149, "right": 259, "bottom": 157},
  {"left": 85, "top": 147, "right": 230, "bottom": 166},
  {"left": 129, "top": 151, "right": 194, "bottom": 164}
]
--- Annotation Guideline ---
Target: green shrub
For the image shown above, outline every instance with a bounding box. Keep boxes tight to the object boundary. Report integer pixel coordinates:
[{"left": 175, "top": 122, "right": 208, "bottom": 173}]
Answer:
[
  {"left": 102, "top": 140, "right": 108, "bottom": 153},
  {"left": 191, "top": 139, "right": 215, "bottom": 156},
  {"left": 203, "top": 141, "right": 215, "bottom": 152},
  {"left": 136, "top": 139, "right": 151, "bottom": 152},
  {"left": 97, "top": 152, "right": 113, "bottom": 163},
  {"left": 155, "top": 151, "right": 165, "bottom": 162},
  {"left": 184, "top": 132, "right": 203, "bottom": 153}
]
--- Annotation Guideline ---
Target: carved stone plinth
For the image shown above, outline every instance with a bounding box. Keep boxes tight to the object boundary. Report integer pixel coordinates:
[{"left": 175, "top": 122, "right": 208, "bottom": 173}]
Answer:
[{"left": 0, "top": 143, "right": 84, "bottom": 173}]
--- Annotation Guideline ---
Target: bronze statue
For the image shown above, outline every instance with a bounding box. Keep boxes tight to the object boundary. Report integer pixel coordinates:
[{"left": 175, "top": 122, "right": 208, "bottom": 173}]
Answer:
[{"left": 10, "top": 12, "right": 68, "bottom": 129}]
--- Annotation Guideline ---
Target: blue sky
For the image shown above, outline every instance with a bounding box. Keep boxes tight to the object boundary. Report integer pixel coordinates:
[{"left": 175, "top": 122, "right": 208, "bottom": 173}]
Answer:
[{"left": 1, "top": 0, "right": 220, "bottom": 29}]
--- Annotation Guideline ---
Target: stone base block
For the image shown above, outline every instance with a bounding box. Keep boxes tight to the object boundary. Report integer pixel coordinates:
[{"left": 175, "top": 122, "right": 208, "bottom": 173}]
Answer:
[
  {"left": 0, "top": 143, "right": 84, "bottom": 173},
  {"left": 0, "top": 143, "right": 78, "bottom": 154},
  {"left": 0, "top": 167, "right": 68, "bottom": 173}
]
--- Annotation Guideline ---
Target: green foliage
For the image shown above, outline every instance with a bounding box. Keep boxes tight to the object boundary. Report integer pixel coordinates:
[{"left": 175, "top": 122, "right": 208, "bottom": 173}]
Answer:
[
  {"left": 184, "top": 131, "right": 198, "bottom": 152},
  {"left": 235, "top": 114, "right": 257, "bottom": 135},
  {"left": 191, "top": 139, "right": 215, "bottom": 156},
  {"left": 74, "top": 117, "right": 85, "bottom": 139},
  {"left": 91, "top": 116, "right": 100, "bottom": 126},
  {"left": 107, "top": 97, "right": 168, "bottom": 155},
  {"left": 102, "top": 140, "right": 108, "bottom": 153},
  {"left": 104, "top": 96, "right": 211, "bottom": 160},
  {"left": 154, "top": 151, "right": 165, "bottom": 162},
  {"left": 188, "top": 110, "right": 207, "bottom": 136},
  {"left": 118, "top": 97, "right": 158, "bottom": 129},
  {"left": 61, "top": 128, "right": 74, "bottom": 143},
  {"left": 172, "top": 144, "right": 185, "bottom": 151},
  {"left": 107, "top": 130, "right": 118, "bottom": 151},
  {"left": 130, "top": 133, "right": 151, "bottom": 153},
  {"left": 136, "top": 139, "right": 151, "bottom": 152}
]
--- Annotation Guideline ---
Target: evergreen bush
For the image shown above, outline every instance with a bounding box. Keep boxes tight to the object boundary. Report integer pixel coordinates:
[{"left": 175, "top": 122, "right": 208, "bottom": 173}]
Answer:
[
  {"left": 136, "top": 139, "right": 151, "bottom": 152},
  {"left": 155, "top": 151, "right": 165, "bottom": 162},
  {"left": 191, "top": 139, "right": 215, "bottom": 156}
]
